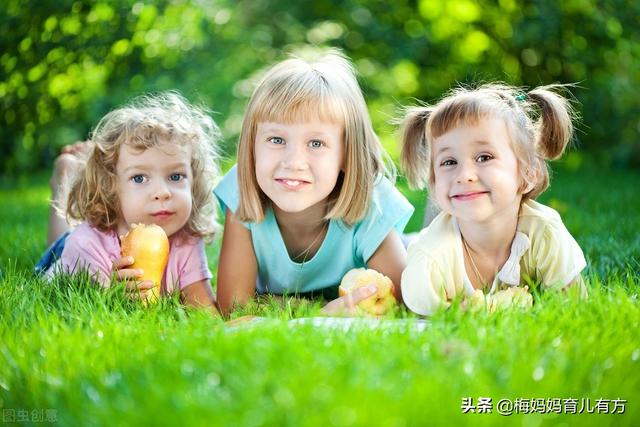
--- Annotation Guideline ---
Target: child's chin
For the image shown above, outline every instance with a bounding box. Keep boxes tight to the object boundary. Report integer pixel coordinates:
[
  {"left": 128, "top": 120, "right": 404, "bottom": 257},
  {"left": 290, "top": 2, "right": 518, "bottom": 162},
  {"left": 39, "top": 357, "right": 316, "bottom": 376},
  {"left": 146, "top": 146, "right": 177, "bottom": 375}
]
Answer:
[
  {"left": 273, "top": 200, "right": 320, "bottom": 214},
  {"left": 453, "top": 211, "right": 491, "bottom": 224},
  {"left": 145, "top": 221, "right": 182, "bottom": 238}
]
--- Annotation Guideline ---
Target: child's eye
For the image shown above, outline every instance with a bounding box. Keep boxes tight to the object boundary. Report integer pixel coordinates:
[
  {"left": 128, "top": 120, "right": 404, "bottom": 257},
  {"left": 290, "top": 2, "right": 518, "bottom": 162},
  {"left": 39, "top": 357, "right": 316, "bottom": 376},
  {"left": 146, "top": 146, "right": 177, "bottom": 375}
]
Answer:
[
  {"left": 169, "top": 173, "right": 185, "bottom": 182},
  {"left": 131, "top": 174, "right": 147, "bottom": 184},
  {"left": 269, "top": 137, "right": 285, "bottom": 145},
  {"left": 440, "top": 159, "right": 457, "bottom": 167},
  {"left": 476, "top": 154, "right": 493, "bottom": 163},
  {"left": 308, "top": 140, "right": 324, "bottom": 148}
]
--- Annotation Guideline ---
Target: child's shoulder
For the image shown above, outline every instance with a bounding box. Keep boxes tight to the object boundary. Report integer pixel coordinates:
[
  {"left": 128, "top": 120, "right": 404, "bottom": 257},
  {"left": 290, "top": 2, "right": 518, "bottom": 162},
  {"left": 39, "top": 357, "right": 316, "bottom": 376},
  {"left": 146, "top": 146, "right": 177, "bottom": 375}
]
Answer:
[
  {"left": 409, "top": 212, "right": 458, "bottom": 259},
  {"left": 519, "top": 201, "right": 586, "bottom": 288},
  {"left": 213, "top": 164, "right": 239, "bottom": 214},
  {"left": 518, "top": 199, "right": 569, "bottom": 237},
  {"left": 518, "top": 199, "right": 582, "bottom": 257},
  {"left": 372, "top": 175, "right": 406, "bottom": 197},
  {"left": 67, "top": 222, "right": 117, "bottom": 245},
  {"left": 520, "top": 199, "right": 563, "bottom": 221},
  {"left": 60, "top": 222, "right": 120, "bottom": 277},
  {"left": 170, "top": 230, "right": 204, "bottom": 249},
  {"left": 354, "top": 175, "right": 414, "bottom": 230},
  {"left": 367, "top": 175, "right": 414, "bottom": 216},
  {"left": 63, "top": 223, "right": 120, "bottom": 260}
]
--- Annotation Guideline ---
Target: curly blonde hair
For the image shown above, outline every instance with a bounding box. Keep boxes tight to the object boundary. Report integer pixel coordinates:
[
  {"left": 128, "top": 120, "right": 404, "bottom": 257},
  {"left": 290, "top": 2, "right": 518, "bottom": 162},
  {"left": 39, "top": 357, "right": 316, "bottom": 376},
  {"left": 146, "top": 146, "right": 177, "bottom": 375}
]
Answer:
[
  {"left": 400, "top": 83, "right": 576, "bottom": 201},
  {"left": 236, "top": 49, "right": 392, "bottom": 226},
  {"left": 65, "top": 91, "right": 221, "bottom": 241}
]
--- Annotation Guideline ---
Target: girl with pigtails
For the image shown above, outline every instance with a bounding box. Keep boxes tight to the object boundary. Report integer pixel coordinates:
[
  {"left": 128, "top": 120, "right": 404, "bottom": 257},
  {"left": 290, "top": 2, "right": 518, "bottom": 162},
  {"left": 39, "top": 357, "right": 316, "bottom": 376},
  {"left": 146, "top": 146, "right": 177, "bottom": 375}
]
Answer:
[{"left": 399, "top": 84, "right": 587, "bottom": 316}]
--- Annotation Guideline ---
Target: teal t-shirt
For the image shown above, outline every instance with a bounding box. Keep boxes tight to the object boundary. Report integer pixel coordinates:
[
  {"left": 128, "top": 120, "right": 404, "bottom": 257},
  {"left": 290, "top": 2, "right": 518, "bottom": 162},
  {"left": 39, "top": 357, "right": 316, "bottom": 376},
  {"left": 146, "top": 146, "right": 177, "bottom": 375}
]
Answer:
[{"left": 214, "top": 165, "right": 414, "bottom": 297}]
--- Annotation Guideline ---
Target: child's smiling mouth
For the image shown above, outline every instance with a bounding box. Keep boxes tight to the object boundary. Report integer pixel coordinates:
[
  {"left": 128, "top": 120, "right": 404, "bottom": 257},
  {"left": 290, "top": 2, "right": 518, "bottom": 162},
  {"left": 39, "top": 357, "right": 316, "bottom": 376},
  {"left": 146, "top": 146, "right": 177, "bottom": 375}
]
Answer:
[
  {"left": 275, "top": 178, "right": 311, "bottom": 190},
  {"left": 451, "top": 191, "right": 489, "bottom": 201}
]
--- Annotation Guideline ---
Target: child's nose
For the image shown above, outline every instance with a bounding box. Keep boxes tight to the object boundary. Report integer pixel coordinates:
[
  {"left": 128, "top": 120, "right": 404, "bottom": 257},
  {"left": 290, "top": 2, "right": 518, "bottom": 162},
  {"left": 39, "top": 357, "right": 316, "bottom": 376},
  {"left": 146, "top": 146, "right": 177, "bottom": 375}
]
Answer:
[
  {"left": 456, "top": 162, "right": 477, "bottom": 183},
  {"left": 153, "top": 181, "right": 171, "bottom": 200},
  {"left": 282, "top": 144, "right": 307, "bottom": 170}
]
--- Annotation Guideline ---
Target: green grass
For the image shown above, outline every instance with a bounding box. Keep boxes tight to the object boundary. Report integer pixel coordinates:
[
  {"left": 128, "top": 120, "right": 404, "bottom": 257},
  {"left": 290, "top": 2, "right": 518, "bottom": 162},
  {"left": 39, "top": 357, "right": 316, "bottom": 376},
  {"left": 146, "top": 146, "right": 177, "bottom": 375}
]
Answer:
[{"left": 1, "top": 165, "right": 639, "bottom": 426}]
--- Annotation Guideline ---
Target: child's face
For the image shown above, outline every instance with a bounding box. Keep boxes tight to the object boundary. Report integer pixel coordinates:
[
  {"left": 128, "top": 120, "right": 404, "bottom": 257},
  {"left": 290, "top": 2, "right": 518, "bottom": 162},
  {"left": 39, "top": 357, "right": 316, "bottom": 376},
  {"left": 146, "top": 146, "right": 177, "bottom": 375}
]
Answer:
[
  {"left": 432, "top": 117, "right": 522, "bottom": 225},
  {"left": 115, "top": 142, "right": 193, "bottom": 238},
  {"left": 254, "top": 120, "right": 344, "bottom": 216}
]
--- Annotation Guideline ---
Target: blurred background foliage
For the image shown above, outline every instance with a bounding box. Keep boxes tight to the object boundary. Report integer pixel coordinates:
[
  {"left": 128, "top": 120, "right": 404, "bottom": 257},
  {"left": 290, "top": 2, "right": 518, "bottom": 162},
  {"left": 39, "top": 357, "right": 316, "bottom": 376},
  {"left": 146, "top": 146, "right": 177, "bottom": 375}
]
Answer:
[{"left": 1, "top": 0, "right": 639, "bottom": 176}]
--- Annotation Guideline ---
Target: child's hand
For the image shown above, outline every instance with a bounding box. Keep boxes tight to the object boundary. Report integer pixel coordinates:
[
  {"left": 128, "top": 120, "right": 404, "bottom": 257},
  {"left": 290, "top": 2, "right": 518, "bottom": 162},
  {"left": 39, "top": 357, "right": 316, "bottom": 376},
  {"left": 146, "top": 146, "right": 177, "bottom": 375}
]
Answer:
[
  {"left": 321, "top": 284, "right": 379, "bottom": 316},
  {"left": 111, "top": 255, "right": 155, "bottom": 300},
  {"left": 461, "top": 289, "right": 487, "bottom": 312},
  {"left": 483, "top": 286, "right": 533, "bottom": 312},
  {"left": 462, "top": 287, "right": 533, "bottom": 313}
]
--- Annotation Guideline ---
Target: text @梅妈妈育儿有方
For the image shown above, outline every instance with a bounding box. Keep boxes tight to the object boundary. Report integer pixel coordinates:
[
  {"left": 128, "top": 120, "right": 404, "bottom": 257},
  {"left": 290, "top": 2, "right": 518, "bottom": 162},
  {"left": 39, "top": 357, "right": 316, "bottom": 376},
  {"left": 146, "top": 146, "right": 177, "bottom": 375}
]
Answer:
[{"left": 461, "top": 397, "right": 627, "bottom": 416}]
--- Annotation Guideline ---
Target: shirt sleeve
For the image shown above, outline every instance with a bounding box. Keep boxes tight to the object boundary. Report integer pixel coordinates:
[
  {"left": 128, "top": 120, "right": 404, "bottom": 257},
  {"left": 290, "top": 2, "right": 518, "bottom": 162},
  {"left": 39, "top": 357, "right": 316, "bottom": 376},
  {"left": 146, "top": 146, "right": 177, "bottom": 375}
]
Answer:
[
  {"left": 213, "top": 164, "right": 250, "bottom": 229},
  {"left": 401, "top": 245, "right": 449, "bottom": 316},
  {"left": 532, "top": 219, "right": 587, "bottom": 289},
  {"left": 58, "top": 227, "right": 114, "bottom": 288},
  {"left": 214, "top": 164, "right": 239, "bottom": 215},
  {"left": 354, "top": 177, "right": 415, "bottom": 262},
  {"left": 167, "top": 238, "right": 213, "bottom": 293}
]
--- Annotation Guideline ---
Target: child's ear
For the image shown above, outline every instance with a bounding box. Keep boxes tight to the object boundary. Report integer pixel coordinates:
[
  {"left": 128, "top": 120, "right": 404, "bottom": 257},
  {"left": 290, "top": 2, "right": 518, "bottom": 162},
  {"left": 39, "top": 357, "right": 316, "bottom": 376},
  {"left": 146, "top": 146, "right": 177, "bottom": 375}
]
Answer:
[
  {"left": 518, "top": 166, "right": 537, "bottom": 195},
  {"left": 519, "top": 177, "right": 536, "bottom": 195}
]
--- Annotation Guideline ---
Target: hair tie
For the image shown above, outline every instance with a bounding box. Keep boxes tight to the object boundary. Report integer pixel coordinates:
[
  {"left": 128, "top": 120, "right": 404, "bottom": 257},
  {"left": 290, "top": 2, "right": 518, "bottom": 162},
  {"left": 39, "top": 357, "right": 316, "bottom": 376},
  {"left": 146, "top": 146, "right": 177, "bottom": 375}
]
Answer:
[{"left": 515, "top": 93, "right": 527, "bottom": 102}]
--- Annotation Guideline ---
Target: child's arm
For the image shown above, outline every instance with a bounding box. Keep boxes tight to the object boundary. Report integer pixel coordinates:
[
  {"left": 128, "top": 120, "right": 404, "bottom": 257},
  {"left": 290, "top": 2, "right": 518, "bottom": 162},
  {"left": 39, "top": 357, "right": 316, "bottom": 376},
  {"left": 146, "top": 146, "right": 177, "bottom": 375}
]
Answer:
[
  {"left": 181, "top": 280, "right": 220, "bottom": 316},
  {"left": 365, "top": 230, "right": 407, "bottom": 302},
  {"left": 217, "top": 209, "right": 258, "bottom": 316}
]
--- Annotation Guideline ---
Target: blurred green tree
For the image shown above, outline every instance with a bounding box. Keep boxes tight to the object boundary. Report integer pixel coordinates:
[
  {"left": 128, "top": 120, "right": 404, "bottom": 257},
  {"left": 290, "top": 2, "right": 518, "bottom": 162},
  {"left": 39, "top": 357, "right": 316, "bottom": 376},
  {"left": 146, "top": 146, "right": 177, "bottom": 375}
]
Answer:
[{"left": 1, "top": 0, "right": 638, "bottom": 175}]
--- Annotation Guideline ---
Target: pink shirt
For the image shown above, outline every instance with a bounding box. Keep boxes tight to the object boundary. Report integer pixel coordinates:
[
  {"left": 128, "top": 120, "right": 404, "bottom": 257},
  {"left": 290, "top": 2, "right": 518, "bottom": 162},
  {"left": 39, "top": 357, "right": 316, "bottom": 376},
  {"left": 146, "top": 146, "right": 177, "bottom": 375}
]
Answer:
[{"left": 51, "top": 222, "right": 212, "bottom": 294}]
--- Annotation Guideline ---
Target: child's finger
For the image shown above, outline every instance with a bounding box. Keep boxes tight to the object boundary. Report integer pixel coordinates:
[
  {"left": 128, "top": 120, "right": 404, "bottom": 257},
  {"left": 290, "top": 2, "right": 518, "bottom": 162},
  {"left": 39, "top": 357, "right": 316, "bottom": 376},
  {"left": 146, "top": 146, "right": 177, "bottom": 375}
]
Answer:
[
  {"left": 137, "top": 280, "right": 154, "bottom": 291},
  {"left": 344, "top": 291, "right": 355, "bottom": 309},
  {"left": 320, "top": 285, "right": 378, "bottom": 316},
  {"left": 112, "top": 256, "right": 135, "bottom": 270},
  {"left": 115, "top": 268, "right": 143, "bottom": 281},
  {"left": 124, "top": 279, "right": 142, "bottom": 291},
  {"left": 125, "top": 290, "right": 149, "bottom": 301},
  {"left": 348, "top": 285, "right": 377, "bottom": 306},
  {"left": 123, "top": 281, "right": 152, "bottom": 296}
]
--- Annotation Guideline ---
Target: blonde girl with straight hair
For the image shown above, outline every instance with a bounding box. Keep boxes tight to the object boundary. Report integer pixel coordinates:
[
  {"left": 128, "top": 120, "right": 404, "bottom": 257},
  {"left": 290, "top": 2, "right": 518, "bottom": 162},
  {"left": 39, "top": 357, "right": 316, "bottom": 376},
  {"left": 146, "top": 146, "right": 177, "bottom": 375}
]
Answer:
[
  {"left": 400, "top": 84, "right": 587, "bottom": 316},
  {"left": 37, "top": 91, "right": 221, "bottom": 315},
  {"left": 215, "top": 50, "right": 414, "bottom": 315}
]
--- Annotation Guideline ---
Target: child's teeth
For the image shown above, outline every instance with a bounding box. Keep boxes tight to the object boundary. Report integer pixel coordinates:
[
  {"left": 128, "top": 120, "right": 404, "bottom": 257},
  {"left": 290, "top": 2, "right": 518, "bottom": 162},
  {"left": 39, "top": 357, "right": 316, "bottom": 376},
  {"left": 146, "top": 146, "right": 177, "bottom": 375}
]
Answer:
[{"left": 286, "top": 180, "right": 300, "bottom": 186}]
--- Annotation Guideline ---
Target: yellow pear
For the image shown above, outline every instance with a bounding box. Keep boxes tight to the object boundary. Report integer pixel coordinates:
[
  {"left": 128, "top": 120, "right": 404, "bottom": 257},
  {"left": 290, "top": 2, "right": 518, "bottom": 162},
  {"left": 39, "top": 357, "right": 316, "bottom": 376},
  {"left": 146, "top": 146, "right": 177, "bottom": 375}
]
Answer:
[
  {"left": 120, "top": 223, "right": 169, "bottom": 303},
  {"left": 338, "top": 268, "right": 397, "bottom": 315}
]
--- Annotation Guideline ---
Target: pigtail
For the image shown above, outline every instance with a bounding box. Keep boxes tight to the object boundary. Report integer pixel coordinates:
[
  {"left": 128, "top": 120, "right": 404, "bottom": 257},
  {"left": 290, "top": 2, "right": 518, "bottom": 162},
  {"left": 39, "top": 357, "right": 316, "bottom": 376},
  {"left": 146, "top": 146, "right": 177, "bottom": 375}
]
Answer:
[
  {"left": 527, "top": 85, "right": 574, "bottom": 160},
  {"left": 400, "top": 106, "right": 433, "bottom": 190}
]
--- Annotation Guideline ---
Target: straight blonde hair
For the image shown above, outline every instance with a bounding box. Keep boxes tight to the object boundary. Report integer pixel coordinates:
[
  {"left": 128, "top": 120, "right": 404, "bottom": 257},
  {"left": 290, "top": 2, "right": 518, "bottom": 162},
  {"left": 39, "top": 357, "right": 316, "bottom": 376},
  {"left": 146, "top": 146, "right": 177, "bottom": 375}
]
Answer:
[
  {"left": 65, "top": 91, "right": 221, "bottom": 241},
  {"left": 236, "top": 49, "right": 391, "bottom": 226},
  {"left": 400, "top": 83, "right": 575, "bottom": 201}
]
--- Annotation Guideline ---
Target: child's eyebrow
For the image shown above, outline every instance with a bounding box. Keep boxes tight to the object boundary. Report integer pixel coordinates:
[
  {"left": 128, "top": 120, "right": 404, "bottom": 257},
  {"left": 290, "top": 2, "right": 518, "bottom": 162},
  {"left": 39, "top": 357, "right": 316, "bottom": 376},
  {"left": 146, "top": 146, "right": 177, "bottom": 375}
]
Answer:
[
  {"left": 121, "top": 165, "right": 151, "bottom": 173},
  {"left": 257, "top": 123, "right": 285, "bottom": 133},
  {"left": 435, "top": 145, "right": 452, "bottom": 157},
  {"left": 472, "top": 139, "right": 492, "bottom": 146},
  {"left": 121, "top": 161, "right": 189, "bottom": 174},
  {"left": 435, "top": 139, "right": 493, "bottom": 156},
  {"left": 162, "top": 161, "right": 190, "bottom": 170}
]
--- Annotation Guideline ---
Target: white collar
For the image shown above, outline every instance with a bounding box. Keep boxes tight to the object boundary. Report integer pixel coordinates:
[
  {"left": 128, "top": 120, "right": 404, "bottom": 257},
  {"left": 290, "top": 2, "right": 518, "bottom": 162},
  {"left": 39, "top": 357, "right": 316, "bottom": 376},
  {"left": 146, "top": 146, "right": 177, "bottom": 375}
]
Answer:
[{"left": 453, "top": 218, "right": 531, "bottom": 294}]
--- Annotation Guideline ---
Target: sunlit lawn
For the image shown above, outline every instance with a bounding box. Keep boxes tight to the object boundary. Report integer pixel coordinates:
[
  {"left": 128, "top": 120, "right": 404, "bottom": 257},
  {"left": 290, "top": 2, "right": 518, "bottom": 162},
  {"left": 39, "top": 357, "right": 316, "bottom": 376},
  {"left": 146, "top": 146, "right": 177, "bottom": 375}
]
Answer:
[{"left": 0, "top": 164, "right": 639, "bottom": 426}]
